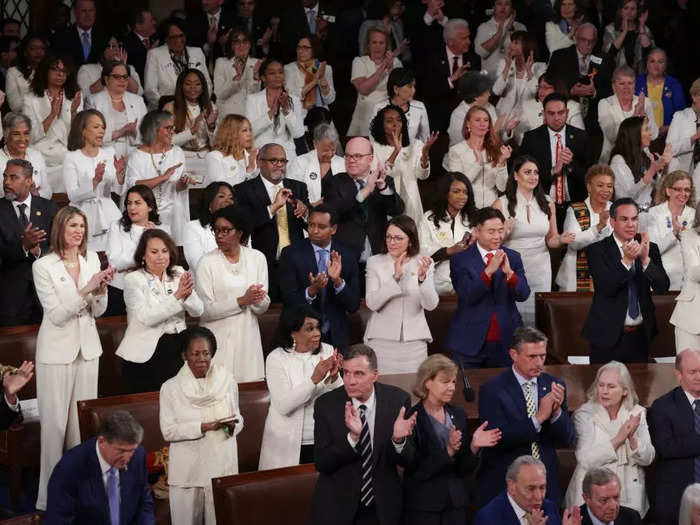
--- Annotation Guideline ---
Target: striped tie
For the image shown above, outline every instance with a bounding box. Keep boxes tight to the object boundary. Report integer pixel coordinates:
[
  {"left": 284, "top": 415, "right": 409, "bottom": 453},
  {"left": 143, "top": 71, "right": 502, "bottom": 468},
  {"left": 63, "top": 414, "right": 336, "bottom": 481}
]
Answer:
[
  {"left": 694, "top": 400, "right": 700, "bottom": 482},
  {"left": 524, "top": 382, "right": 541, "bottom": 460},
  {"left": 358, "top": 404, "right": 374, "bottom": 506}
]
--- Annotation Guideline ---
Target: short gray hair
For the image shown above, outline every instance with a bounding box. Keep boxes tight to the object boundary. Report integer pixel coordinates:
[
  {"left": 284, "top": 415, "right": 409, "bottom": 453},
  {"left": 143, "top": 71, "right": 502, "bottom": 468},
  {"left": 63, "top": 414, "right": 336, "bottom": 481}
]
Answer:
[
  {"left": 512, "top": 326, "right": 548, "bottom": 352},
  {"left": 97, "top": 410, "right": 144, "bottom": 444},
  {"left": 506, "top": 455, "right": 546, "bottom": 483},
  {"left": 612, "top": 65, "right": 635, "bottom": 84},
  {"left": 582, "top": 467, "right": 620, "bottom": 497},
  {"left": 443, "top": 19, "right": 469, "bottom": 42},
  {"left": 5, "top": 158, "right": 33, "bottom": 179},
  {"left": 346, "top": 344, "right": 378, "bottom": 371},
  {"left": 680, "top": 483, "right": 700, "bottom": 525},
  {"left": 257, "top": 142, "right": 286, "bottom": 160},
  {"left": 576, "top": 22, "right": 598, "bottom": 40},
  {"left": 647, "top": 47, "right": 667, "bottom": 63},
  {"left": 139, "top": 110, "right": 172, "bottom": 146},
  {"left": 586, "top": 360, "right": 639, "bottom": 410},
  {"left": 676, "top": 348, "right": 700, "bottom": 371},
  {"left": 3, "top": 112, "right": 31, "bottom": 133},
  {"left": 313, "top": 123, "right": 339, "bottom": 144}
]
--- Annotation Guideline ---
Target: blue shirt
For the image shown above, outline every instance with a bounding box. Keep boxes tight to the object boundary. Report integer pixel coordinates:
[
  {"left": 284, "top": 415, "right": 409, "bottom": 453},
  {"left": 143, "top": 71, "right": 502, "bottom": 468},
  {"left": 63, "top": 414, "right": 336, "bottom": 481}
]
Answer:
[{"left": 304, "top": 242, "right": 345, "bottom": 302}]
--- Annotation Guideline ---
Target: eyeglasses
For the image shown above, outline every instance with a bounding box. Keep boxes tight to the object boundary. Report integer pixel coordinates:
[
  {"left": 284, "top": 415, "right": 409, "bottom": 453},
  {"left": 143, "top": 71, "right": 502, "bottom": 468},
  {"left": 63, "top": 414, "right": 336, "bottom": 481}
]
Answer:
[
  {"left": 49, "top": 66, "right": 67, "bottom": 74},
  {"left": 346, "top": 153, "right": 372, "bottom": 161},
  {"left": 168, "top": 33, "right": 186, "bottom": 40},
  {"left": 670, "top": 187, "right": 692, "bottom": 194},
  {"left": 296, "top": 45, "right": 312, "bottom": 50},
  {"left": 261, "top": 158, "right": 288, "bottom": 166},
  {"left": 233, "top": 38, "right": 250, "bottom": 45},
  {"left": 385, "top": 235, "right": 408, "bottom": 244},
  {"left": 109, "top": 74, "right": 129, "bottom": 81},
  {"left": 212, "top": 226, "right": 236, "bottom": 236},
  {"left": 106, "top": 43, "right": 121, "bottom": 49}
]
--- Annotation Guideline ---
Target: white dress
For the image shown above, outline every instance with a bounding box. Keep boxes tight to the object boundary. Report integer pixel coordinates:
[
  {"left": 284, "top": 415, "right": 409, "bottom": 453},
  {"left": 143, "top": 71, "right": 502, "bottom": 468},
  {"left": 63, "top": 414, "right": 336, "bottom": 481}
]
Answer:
[
  {"left": 418, "top": 210, "right": 471, "bottom": 294},
  {"left": 183, "top": 219, "right": 217, "bottom": 275},
  {"left": 499, "top": 193, "right": 551, "bottom": 326},
  {"left": 647, "top": 201, "right": 696, "bottom": 290},
  {"left": 63, "top": 147, "right": 122, "bottom": 251},
  {"left": 443, "top": 141, "right": 508, "bottom": 208},
  {"left": 196, "top": 247, "right": 271, "bottom": 382},
  {"left": 204, "top": 150, "right": 252, "bottom": 187},
  {"left": 0, "top": 147, "right": 51, "bottom": 199},
  {"left": 5, "top": 66, "right": 32, "bottom": 112},
  {"left": 347, "top": 55, "right": 402, "bottom": 137},
  {"left": 124, "top": 147, "right": 189, "bottom": 244},
  {"left": 213, "top": 56, "right": 261, "bottom": 120},
  {"left": 77, "top": 63, "right": 143, "bottom": 100},
  {"left": 369, "top": 98, "right": 430, "bottom": 143},
  {"left": 610, "top": 154, "right": 658, "bottom": 213}
]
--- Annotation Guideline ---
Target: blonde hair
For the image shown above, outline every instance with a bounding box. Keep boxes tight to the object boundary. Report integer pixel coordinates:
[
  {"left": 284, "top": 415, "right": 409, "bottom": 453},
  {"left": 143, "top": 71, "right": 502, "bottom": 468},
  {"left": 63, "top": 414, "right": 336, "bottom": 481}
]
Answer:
[
  {"left": 413, "top": 354, "right": 458, "bottom": 399},
  {"left": 50, "top": 206, "right": 88, "bottom": 259},
  {"left": 363, "top": 26, "right": 389, "bottom": 56},
  {"left": 690, "top": 78, "right": 700, "bottom": 99},
  {"left": 679, "top": 483, "right": 700, "bottom": 525},
  {"left": 655, "top": 170, "right": 695, "bottom": 207},
  {"left": 586, "top": 361, "right": 639, "bottom": 411},
  {"left": 212, "top": 114, "right": 251, "bottom": 159}
]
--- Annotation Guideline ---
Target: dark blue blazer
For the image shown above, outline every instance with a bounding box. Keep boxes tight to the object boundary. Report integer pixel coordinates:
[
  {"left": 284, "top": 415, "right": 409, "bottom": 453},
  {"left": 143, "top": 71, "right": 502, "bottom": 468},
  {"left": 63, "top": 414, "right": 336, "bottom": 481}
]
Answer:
[
  {"left": 278, "top": 238, "right": 361, "bottom": 354},
  {"left": 447, "top": 244, "right": 530, "bottom": 358},
  {"left": 475, "top": 369, "right": 575, "bottom": 506},
  {"left": 635, "top": 73, "right": 686, "bottom": 126},
  {"left": 45, "top": 437, "right": 155, "bottom": 525},
  {"left": 648, "top": 386, "right": 700, "bottom": 525},
  {"left": 473, "top": 491, "right": 562, "bottom": 525}
]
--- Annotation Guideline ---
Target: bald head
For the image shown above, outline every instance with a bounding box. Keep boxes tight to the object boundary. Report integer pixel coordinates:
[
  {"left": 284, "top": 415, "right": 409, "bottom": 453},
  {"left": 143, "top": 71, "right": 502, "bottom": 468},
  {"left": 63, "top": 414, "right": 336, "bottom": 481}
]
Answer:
[
  {"left": 345, "top": 137, "right": 374, "bottom": 178},
  {"left": 675, "top": 348, "right": 700, "bottom": 398}
]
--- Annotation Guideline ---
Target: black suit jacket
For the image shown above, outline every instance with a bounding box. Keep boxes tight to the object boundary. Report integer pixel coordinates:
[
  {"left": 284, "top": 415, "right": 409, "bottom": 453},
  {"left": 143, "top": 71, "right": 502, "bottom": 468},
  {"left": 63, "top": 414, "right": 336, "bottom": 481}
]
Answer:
[
  {"left": 124, "top": 31, "right": 152, "bottom": 85},
  {"left": 580, "top": 503, "right": 641, "bottom": 525},
  {"left": 311, "top": 382, "right": 413, "bottom": 525},
  {"left": 0, "top": 397, "right": 20, "bottom": 430},
  {"left": 518, "top": 124, "right": 592, "bottom": 203},
  {"left": 186, "top": 7, "right": 236, "bottom": 59},
  {"left": 582, "top": 235, "right": 670, "bottom": 348},
  {"left": 50, "top": 25, "right": 107, "bottom": 67},
  {"left": 649, "top": 386, "right": 700, "bottom": 525},
  {"left": 321, "top": 172, "right": 404, "bottom": 256},
  {"left": 280, "top": 2, "right": 336, "bottom": 63},
  {"left": 402, "top": 402, "right": 479, "bottom": 513},
  {"left": 279, "top": 238, "right": 360, "bottom": 354},
  {"left": 0, "top": 196, "right": 57, "bottom": 326}
]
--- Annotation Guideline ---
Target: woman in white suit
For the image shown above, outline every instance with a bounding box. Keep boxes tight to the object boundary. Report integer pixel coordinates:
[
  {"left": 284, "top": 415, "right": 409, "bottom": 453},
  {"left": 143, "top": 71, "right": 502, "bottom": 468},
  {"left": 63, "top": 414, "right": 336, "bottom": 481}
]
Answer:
[
  {"left": 287, "top": 123, "right": 344, "bottom": 206},
  {"left": 116, "top": 228, "right": 203, "bottom": 394},
  {"left": 85, "top": 61, "right": 147, "bottom": 160},
  {"left": 564, "top": 361, "right": 655, "bottom": 516},
  {"left": 0, "top": 112, "right": 51, "bottom": 199},
  {"left": 204, "top": 115, "right": 256, "bottom": 187},
  {"left": 77, "top": 36, "right": 143, "bottom": 100},
  {"left": 598, "top": 65, "right": 658, "bottom": 162},
  {"left": 213, "top": 29, "right": 261, "bottom": 121},
  {"left": 670, "top": 207, "right": 700, "bottom": 350},
  {"left": 196, "top": 205, "right": 270, "bottom": 382},
  {"left": 666, "top": 78, "right": 700, "bottom": 177},
  {"left": 245, "top": 58, "right": 304, "bottom": 161},
  {"left": 258, "top": 305, "right": 343, "bottom": 470},
  {"left": 32, "top": 206, "right": 115, "bottom": 510},
  {"left": 365, "top": 215, "right": 439, "bottom": 374},
  {"left": 22, "top": 55, "right": 83, "bottom": 193},
  {"left": 143, "top": 19, "right": 210, "bottom": 110},
  {"left": 160, "top": 326, "right": 243, "bottom": 525}
]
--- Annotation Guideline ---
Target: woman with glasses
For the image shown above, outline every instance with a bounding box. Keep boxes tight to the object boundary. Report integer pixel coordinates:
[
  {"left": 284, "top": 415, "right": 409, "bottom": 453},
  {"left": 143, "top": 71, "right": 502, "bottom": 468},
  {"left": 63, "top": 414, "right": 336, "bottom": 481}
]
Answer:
[
  {"left": 364, "top": 215, "right": 438, "bottom": 374},
  {"left": 196, "top": 204, "right": 270, "bottom": 382},
  {"left": 143, "top": 17, "right": 211, "bottom": 110},
  {"left": 647, "top": 171, "right": 695, "bottom": 290},
  {"left": 85, "top": 61, "right": 148, "bottom": 160},
  {"left": 670, "top": 207, "right": 700, "bottom": 350},
  {"left": 213, "top": 29, "right": 262, "bottom": 121},
  {"left": 6, "top": 34, "right": 46, "bottom": 112},
  {"left": 77, "top": 35, "right": 143, "bottom": 100}
]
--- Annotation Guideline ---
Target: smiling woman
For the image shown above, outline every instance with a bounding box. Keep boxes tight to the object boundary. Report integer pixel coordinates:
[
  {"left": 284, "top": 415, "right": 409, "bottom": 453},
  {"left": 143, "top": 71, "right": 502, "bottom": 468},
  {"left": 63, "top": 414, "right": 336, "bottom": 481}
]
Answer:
[{"left": 0, "top": 112, "right": 51, "bottom": 198}]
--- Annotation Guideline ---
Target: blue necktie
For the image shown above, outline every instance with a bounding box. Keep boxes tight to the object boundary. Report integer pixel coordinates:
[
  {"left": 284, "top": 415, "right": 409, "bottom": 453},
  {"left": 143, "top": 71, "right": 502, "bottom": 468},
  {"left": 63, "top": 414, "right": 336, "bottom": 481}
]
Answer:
[
  {"left": 307, "top": 10, "right": 317, "bottom": 34},
  {"left": 317, "top": 248, "right": 330, "bottom": 333},
  {"left": 694, "top": 400, "right": 700, "bottom": 482},
  {"left": 107, "top": 467, "right": 120, "bottom": 525},
  {"left": 358, "top": 404, "right": 374, "bottom": 506},
  {"left": 628, "top": 263, "right": 640, "bottom": 319},
  {"left": 81, "top": 31, "right": 91, "bottom": 61}
]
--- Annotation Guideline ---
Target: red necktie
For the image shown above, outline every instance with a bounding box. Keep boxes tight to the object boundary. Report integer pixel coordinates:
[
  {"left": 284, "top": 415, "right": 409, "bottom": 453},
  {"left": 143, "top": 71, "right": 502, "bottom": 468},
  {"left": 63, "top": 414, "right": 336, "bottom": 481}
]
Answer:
[{"left": 554, "top": 133, "right": 564, "bottom": 205}]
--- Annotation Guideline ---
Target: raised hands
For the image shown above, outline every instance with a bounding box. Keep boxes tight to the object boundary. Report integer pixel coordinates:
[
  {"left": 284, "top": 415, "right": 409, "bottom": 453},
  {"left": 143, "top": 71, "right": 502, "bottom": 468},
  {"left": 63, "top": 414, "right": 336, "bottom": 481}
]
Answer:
[
  {"left": 307, "top": 271, "right": 328, "bottom": 296},
  {"left": 311, "top": 353, "right": 336, "bottom": 384},
  {"left": 447, "top": 426, "right": 462, "bottom": 457},
  {"left": 345, "top": 401, "right": 363, "bottom": 441},
  {"left": 393, "top": 252, "right": 407, "bottom": 281},
  {"left": 70, "top": 91, "right": 82, "bottom": 116},
  {"left": 238, "top": 283, "right": 267, "bottom": 307},
  {"left": 558, "top": 231, "right": 576, "bottom": 245},
  {"left": 496, "top": 145, "right": 512, "bottom": 166},
  {"left": 562, "top": 505, "right": 582, "bottom": 525},
  {"left": 82, "top": 266, "right": 115, "bottom": 296},
  {"left": 417, "top": 255, "right": 432, "bottom": 283},
  {"left": 484, "top": 249, "right": 505, "bottom": 277},
  {"left": 3, "top": 361, "right": 34, "bottom": 404},
  {"left": 173, "top": 271, "right": 194, "bottom": 300},
  {"left": 470, "top": 420, "right": 502, "bottom": 454},
  {"left": 21, "top": 222, "right": 47, "bottom": 254},
  {"left": 633, "top": 92, "right": 646, "bottom": 117},
  {"left": 92, "top": 161, "right": 105, "bottom": 190},
  {"left": 327, "top": 250, "right": 342, "bottom": 285},
  {"left": 392, "top": 406, "right": 417, "bottom": 442}
]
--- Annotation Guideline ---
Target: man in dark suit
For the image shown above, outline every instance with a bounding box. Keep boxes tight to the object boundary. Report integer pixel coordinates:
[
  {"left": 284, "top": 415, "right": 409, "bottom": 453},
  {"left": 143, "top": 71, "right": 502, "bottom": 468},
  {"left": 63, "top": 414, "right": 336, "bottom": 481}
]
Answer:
[
  {"left": 0, "top": 159, "right": 57, "bottom": 327},
  {"left": 231, "top": 0, "right": 268, "bottom": 57},
  {"left": 50, "top": 0, "right": 106, "bottom": 67},
  {"left": 322, "top": 137, "right": 404, "bottom": 263},
  {"left": 474, "top": 455, "right": 579, "bottom": 525},
  {"left": 582, "top": 198, "right": 670, "bottom": 363},
  {"left": 580, "top": 467, "right": 642, "bottom": 525},
  {"left": 518, "top": 93, "right": 593, "bottom": 227},
  {"left": 234, "top": 143, "right": 309, "bottom": 301},
  {"left": 124, "top": 8, "right": 158, "bottom": 84},
  {"left": 186, "top": 0, "right": 235, "bottom": 64},
  {"left": 447, "top": 207, "right": 530, "bottom": 368},
  {"left": 279, "top": 204, "right": 361, "bottom": 355},
  {"left": 414, "top": 18, "right": 481, "bottom": 132},
  {"left": 649, "top": 348, "right": 700, "bottom": 525},
  {"left": 476, "top": 326, "right": 575, "bottom": 507},
  {"left": 280, "top": 0, "right": 336, "bottom": 63},
  {"left": 45, "top": 410, "right": 155, "bottom": 524},
  {"left": 311, "top": 344, "right": 416, "bottom": 525}
]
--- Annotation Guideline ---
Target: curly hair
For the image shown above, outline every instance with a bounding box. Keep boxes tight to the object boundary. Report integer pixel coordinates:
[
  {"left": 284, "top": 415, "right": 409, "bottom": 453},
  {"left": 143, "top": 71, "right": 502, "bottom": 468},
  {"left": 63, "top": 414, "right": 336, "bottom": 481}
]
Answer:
[
  {"left": 504, "top": 155, "right": 551, "bottom": 219},
  {"left": 30, "top": 53, "right": 79, "bottom": 99},
  {"left": 427, "top": 172, "right": 477, "bottom": 229},
  {"left": 120, "top": 185, "right": 161, "bottom": 232},
  {"left": 369, "top": 104, "right": 410, "bottom": 147}
]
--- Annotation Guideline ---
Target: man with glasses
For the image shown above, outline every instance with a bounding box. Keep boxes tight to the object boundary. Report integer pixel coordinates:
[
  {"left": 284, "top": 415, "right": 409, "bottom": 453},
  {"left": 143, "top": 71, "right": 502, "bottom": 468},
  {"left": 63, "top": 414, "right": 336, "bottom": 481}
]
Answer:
[
  {"left": 234, "top": 143, "right": 309, "bottom": 301},
  {"left": 50, "top": 0, "right": 106, "bottom": 67}
]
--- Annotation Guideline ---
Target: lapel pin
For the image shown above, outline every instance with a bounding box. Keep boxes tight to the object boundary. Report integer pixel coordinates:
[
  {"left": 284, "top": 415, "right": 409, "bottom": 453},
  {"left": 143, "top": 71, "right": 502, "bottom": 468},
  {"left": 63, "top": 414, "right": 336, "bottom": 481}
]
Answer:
[{"left": 36, "top": 210, "right": 41, "bottom": 216}]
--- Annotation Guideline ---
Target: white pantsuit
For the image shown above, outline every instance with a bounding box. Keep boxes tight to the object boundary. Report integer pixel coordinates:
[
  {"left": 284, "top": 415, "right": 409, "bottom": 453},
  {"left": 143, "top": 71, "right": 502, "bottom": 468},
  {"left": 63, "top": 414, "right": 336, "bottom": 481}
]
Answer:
[
  {"left": 213, "top": 56, "right": 261, "bottom": 120},
  {"left": 85, "top": 90, "right": 148, "bottom": 160},
  {"left": 442, "top": 141, "right": 508, "bottom": 208},
  {"left": 32, "top": 250, "right": 106, "bottom": 510},
  {"left": 647, "top": 202, "right": 695, "bottom": 290},
  {"left": 670, "top": 228, "right": 700, "bottom": 351},
  {"left": 286, "top": 149, "right": 345, "bottom": 204},
  {"left": 5, "top": 66, "right": 32, "bottom": 112},
  {"left": 598, "top": 94, "right": 658, "bottom": 163},
  {"left": 245, "top": 90, "right": 304, "bottom": 161},
  {"left": 418, "top": 210, "right": 471, "bottom": 294},
  {"left": 143, "top": 45, "right": 211, "bottom": 110}
]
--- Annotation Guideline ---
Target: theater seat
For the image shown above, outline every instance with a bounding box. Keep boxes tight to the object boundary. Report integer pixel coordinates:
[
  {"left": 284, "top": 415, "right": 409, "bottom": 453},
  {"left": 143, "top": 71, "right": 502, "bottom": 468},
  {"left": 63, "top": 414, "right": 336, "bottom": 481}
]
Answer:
[
  {"left": 236, "top": 382, "right": 270, "bottom": 473},
  {"left": 212, "top": 464, "right": 318, "bottom": 525},
  {"left": 0, "top": 513, "right": 42, "bottom": 524}
]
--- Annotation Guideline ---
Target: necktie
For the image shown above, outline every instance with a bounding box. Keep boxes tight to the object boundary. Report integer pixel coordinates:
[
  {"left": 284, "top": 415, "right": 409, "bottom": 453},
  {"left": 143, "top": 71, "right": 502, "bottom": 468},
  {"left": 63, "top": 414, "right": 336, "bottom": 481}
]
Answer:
[
  {"left": 452, "top": 55, "right": 460, "bottom": 75},
  {"left": 523, "top": 382, "right": 541, "bottom": 459},
  {"left": 554, "top": 133, "right": 564, "bottom": 205},
  {"left": 628, "top": 263, "right": 640, "bottom": 319},
  {"left": 318, "top": 249, "right": 330, "bottom": 332},
  {"left": 82, "top": 31, "right": 91, "bottom": 61},
  {"left": 358, "top": 404, "right": 374, "bottom": 507},
  {"left": 694, "top": 400, "right": 700, "bottom": 482},
  {"left": 485, "top": 251, "right": 493, "bottom": 266},
  {"left": 693, "top": 119, "right": 700, "bottom": 167},
  {"left": 357, "top": 179, "right": 369, "bottom": 221},
  {"left": 274, "top": 186, "right": 291, "bottom": 254},
  {"left": 17, "top": 203, "right": 28, "bottom": 229},
  {"left": 524, "top": 511, "right": 534, "bottom": 525},
  {"left": 209, "top": 14, "right": 217, "bottom": 30},
  {"left": 579, "top": 55, "right": 588, "bottom": 76},
  {"left": 307, "top": 9, "right": 317, "bottom": 34},
  {"left": 107, "top": 467, "right": 120, "bottom": 525}
]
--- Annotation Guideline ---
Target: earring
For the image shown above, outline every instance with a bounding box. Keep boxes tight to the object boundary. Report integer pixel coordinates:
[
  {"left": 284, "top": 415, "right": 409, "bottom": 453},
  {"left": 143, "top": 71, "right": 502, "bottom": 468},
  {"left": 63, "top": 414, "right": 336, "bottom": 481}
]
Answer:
[{"left": 291, "top": 338, "right": 296, "bottom": 351}]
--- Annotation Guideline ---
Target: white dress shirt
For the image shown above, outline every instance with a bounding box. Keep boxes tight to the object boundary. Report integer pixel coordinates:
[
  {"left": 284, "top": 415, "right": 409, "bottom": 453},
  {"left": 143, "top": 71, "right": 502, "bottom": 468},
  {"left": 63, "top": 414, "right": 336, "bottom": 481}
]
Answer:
[
  {"left": 11, "top": 193, "right": 32, "bottom": 221},
  {"left": 445, "top": 46, "right": 462, "bottom": 89},
  {"left": 612, "top": 234, "right": 644, "bottom": 326},
  {"left": 96, "top": 440, "right": 120, "bottom": 493},
  {"left": 586, "top": 506, "right": 611, "bottom": 525},
  {"left": 507, "top": 493, "right": 530, "bottom": 525}
]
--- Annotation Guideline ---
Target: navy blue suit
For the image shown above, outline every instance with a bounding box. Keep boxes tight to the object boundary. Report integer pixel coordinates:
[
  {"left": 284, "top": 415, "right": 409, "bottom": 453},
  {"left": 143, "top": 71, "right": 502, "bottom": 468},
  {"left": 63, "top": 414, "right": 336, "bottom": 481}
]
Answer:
[
  {"left": 45, "top": 437, "right": 155, "bottom": 525},
  {"left": 278, "top": 238, "right": 361, "bottom": 354},
  {"left": 447, "top": 244, "right": 530, "bottom": 362},
  {"left": 473, "top": 492, "right": 562, "bottom": 525},
  {"left": 476, "top": 369, "right": 575, "bottom": 506},
  {"left": 635, "top": 73, "right": 686, "bottom": 126}
]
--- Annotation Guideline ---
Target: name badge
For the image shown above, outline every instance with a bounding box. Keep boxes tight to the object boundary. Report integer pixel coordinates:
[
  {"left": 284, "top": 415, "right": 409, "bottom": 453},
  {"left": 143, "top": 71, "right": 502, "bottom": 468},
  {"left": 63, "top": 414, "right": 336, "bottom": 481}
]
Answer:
[{"left": 590, "top": 55, "right": 602, "bottom": 65}]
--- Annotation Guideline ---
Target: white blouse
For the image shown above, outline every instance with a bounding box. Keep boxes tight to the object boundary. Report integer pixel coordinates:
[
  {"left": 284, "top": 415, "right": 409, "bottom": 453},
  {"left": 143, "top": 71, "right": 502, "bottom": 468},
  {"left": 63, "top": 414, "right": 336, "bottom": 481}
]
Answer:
[
  {"left": 204, "top": 149, "right": 252, "bottom": 187},
  {"left": 0, "top": 147, "right": 51, "bottom": 199},
  {"left": 610, "top": 154, "right": 658, "bottom": 211},
  {"left": 77, "top": 63, "right": 143, "bottom": 100},
  {"left": 442, "top": 141, "right": 508, "bottom": 208},
  {"left": 418, "top": 210, "right": 471, "bottom": 294}
]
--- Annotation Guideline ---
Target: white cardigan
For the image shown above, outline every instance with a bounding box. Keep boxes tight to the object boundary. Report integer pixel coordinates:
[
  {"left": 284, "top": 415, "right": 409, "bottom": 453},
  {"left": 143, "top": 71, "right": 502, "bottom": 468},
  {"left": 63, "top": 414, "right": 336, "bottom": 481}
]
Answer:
[
  {"left": 283, "top": 61, "right": 336, "bottom": 120},
  {"left": 116, "top": 266, "right": 203, "bottom": 363},
  {"left": 598, "top": 94, "right": 658, "bottom": 162},
  {"left": 666, "top": 107, "right": 697, "bottom": 174},
  {"left": 85, "top": 90, "right": 148, "bottom": 155},
  {"left": 418, "top": 210, "right": 471, "bottom": 294},
  {"left": 245, "top": 90, "right": 304, "bottom": 161},
  {"left": 647, "top": 202, "right": 696, "bottom": 291},
  {"left": 213, "top": 56, "right": 261, "bottom": 119},
  {"left": 32, "top": 251, "right": 106, "bottom": 364},
  {"left": 143, "top": 45, "right": 211, "bottom": 109},
  {"left": 670, "top": 228, "right": 700, "bottom": 334},
  {"left": 286, "top": 149, "right": 345, "bottom": 204},
  {"left": 258, "top": 343, "right": 343, "bottom": 470},
  {"left": 442, "top": 140, "right": 508, "bottom": 208}
]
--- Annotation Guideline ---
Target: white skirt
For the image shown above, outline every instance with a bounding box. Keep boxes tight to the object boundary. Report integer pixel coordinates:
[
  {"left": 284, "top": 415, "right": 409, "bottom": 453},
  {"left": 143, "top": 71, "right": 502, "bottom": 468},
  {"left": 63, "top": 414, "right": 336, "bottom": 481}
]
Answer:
[{"left": 367, "top": 338, "right": 427, "bottom": 375}]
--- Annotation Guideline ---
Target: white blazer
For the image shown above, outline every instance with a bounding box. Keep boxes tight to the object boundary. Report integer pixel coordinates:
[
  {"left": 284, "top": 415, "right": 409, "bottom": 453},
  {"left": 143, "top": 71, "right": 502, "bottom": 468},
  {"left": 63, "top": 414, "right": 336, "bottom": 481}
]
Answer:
[
  {"left": 77, "top": 63, "right": 143, "bottom": 100},
  {"left": 258, "top": 343, "right": 343, "bottom": 470},
  {"left": 666, "top": 107, "right": 697, "bottom": 174},
  {"left": 245, "top": 89, "right": 304, "bottom": 161},
  {"left": 85, "top": 90, "right": 148, "bottom": 153},
  {"left": 182, "top": 219, "right": 217, "bottom": 276},
  {"left": 286, "top": 149, "right": 345, "bottom": 204},
  {"left": 545, "top": 21, "right": 575, "bottom": 54},
  {"left": 598, "top": 94, "right": 658, "bottom": 162},
  {"left": 610, "top": 154, "right": 658, "bottom": 211},
  {"left": 670, "top": 228, "right": 700, "bottom": 334},
  {"left": 512, "top": 98, "right": 585, "bottom": 145},
  {"left": 565, "top": 401, "right": 655, "bottom": 516},
  {"left": 5, "top": 66, "right": 32, "bottom": 112},
  {"left": 418, "top": 210, "right": 470, "bottom": 294},
  {"left": 369, "top": 98, "right": 430, "bottom": 143},
  {"left": 32, "top": 251, "right": 106, "bottom": 364},
  {"left": 143, "top": 45, "right": 211, "bottom": 109},
  {"left": 116, "top": 266, "right": 204, "bottom": 363},
  {"left": 447, "top": 101, "right": 498, "bottom": 147},
  {"left": 204, "top": 150, "right": 254, "bottom": 187},
  {"left": 364, "top": 253, "right": 439, "bottom": 342},
  {"left": 213, "top": 56, "right": 261, "bottom": 119},
  {"left": 283, "top": 61, "right": 336, "bottom": 120},
  {"left": 442, "top": 140, "right": 508, "bottom": 208},
  {"left": 647, "top": 202, "right": 696, "bottom": 290}
]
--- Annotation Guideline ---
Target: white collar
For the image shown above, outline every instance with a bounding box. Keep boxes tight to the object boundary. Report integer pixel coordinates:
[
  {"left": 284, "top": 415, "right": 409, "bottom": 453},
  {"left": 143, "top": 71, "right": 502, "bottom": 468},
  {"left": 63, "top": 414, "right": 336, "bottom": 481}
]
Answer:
[
  {"left": 78, "top": 26, "right": 92, "bottom": 37},
  {"left": 305, "top": 3, "right": 319, "bottom": 13},
  {"left": 476, "top": 241, "right": 496, "bottom": 260},
  {"left": 445, "top": 45, "right": 460, "bottom": 62},
  {"left": 612, "top": 233, "right": 629, "bottom": 251},
  {"left": 351, "top": 388, "right": 376, "bottom": 413},
  {"left": 683, "top": 389, "right": 700, "bottom": 409},
  {"left": 548, "top": 126, "right": 566, "bottom": 139},
  {"left": 261, "top": 175, "right": 283, "bottom": 192},
  {"left": 11, "top": 193, "right": 32, "bottom": 211},
  {"left": 576, "top": 48, "right": 589, "bottom": 61},
  {"left": 512, "top": 366, "right": 537, "bottom": 388},
  {"left": 207, "top": 8, "right": 221, "bottom": 18},
  {"left": 586, "top": 506, "right": 611, "bottom": 525},
  {"left": 506, "top": 493, "right": 530, "bottom": 521},
  {"left": 95, "top": 440, "right": 113, "bottom": 476}
]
